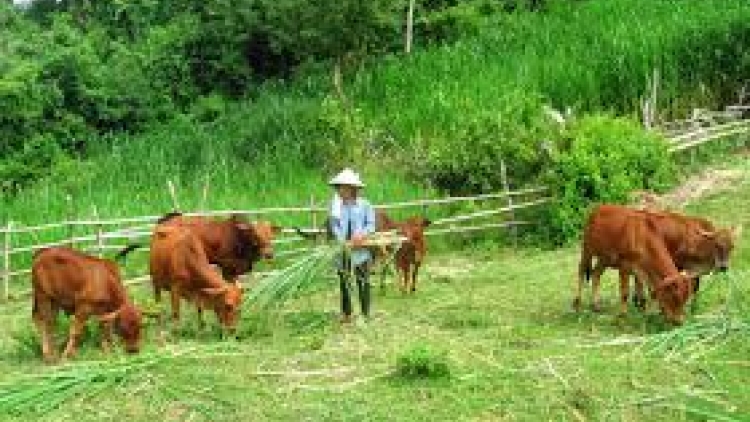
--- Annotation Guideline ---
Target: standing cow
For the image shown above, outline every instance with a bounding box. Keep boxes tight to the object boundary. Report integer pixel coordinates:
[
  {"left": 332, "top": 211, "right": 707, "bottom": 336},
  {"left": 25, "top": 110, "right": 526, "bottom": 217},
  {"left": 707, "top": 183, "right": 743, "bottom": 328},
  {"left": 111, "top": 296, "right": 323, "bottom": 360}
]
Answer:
[
  {"left": 144, "top": 224, "right": 244, "bottom": 332},
  {"left": 32, "top": 247, "right": 143, "bottom": 362},
  {"left": 118, "top": 212, "right": 280, "bottom": 285},
  {"left": 578, "top": 204, "right": 739, "bottom": 311},
  {"left": 576, "top": 205, "right": 697, "bottom": 324}
]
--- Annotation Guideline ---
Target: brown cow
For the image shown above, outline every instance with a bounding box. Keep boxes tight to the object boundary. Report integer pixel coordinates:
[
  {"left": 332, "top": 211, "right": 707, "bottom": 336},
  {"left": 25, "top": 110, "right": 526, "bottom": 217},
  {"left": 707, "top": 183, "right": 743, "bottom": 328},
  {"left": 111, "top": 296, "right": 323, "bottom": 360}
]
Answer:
[
  {"left": 576, "top": 205, "right": 696, "bottom": 324},
  {"left": 147, "top": 224, "right": 243, "bottom": 332},
  {"left": 632, "top": 208, "right": 740, "bottom": 307},
  {"left": 119, "top": 212, "right": 280, "bottom": 284},
  {"left": 583, "top": 205, "right": 740, "bottom": 309},
  {"left": 32, "top": 247, "right": 142, "bottom": 362},
  {"left": 374, "top": 212, "right": 431, "bottom": 294}
]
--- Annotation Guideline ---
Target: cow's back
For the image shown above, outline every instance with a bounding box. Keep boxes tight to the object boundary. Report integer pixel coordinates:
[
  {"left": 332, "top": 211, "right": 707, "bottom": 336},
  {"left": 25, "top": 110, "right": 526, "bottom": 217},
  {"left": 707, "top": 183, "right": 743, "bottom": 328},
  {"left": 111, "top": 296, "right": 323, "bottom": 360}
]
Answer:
[
  {"left": 583, "top": 205, "right": 640, "bottom": 265},
  {"left": 33, "top": 248, "right": 123, "bottom": 312}
]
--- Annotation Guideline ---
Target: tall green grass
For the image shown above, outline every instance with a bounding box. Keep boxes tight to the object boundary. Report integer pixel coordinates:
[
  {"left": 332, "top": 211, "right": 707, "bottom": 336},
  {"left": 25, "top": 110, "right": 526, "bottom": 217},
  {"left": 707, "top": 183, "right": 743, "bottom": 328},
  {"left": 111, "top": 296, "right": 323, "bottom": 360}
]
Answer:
[{"left": 350, "top": 0, "right": 750, "bottom": 140}]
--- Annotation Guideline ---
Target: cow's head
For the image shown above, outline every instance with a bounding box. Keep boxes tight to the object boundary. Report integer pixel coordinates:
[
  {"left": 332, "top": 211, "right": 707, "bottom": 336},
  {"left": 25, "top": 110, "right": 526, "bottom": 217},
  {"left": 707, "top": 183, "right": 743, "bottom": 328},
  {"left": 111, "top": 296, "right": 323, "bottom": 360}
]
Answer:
[
  {"left": 234, "top": 218, "right": 281, "bottom": 260},
  {"left": 654, "top": 272, "right": 695, "bottom": 324},
  {"left": 100, "top": 303, "right": 143, "bottom": 354},
  {"left": 696, "top": 225, "right": 742, "bottom": 272},
  {"left": 400, "top": 216, "right": 432, "bottom": 239},
  {"left": 203, "top": 284, "right": 244, "bottom": 330}
]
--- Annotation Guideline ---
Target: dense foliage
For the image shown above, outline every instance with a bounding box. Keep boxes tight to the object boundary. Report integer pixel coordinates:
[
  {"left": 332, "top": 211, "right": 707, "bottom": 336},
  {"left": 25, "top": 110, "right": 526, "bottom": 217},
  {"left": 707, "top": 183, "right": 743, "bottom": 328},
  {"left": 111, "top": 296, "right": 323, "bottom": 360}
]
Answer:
[{"left": 1, "top": 0, "right": 749, "bottom": 243}]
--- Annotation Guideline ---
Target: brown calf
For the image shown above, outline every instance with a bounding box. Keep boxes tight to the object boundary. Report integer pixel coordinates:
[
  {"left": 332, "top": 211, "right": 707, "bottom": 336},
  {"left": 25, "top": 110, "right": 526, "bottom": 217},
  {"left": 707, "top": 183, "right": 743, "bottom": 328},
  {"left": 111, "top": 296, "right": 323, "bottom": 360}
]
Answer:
[
  {"left": 32, "top": 247, "right": 142, "bottom": 362},
  {"left": 374, "top": 211, "right": 431, "bottom": 294}
]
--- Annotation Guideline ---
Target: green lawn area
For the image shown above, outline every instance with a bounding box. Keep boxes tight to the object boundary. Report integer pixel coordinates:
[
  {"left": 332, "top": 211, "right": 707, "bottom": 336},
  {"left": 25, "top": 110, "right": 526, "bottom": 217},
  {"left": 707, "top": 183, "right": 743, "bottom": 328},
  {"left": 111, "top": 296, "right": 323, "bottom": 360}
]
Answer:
[{"left": 0, "top": 158, "right": 749, "bottom": 421}]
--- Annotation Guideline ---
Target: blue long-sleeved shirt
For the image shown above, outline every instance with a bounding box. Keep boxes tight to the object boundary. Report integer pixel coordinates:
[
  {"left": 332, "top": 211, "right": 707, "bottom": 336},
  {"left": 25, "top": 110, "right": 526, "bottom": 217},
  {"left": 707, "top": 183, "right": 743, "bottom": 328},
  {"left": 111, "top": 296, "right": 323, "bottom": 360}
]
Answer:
[{"left": 330, "top": 197, "right": 376, "bottom": 268}]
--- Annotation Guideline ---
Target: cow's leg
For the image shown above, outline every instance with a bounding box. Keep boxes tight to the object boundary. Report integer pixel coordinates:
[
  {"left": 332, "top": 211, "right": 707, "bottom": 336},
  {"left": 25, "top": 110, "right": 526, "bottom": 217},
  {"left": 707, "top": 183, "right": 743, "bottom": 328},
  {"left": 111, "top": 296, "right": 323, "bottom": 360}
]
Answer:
[
  {"left": 33, "top": 297, "right": 57, "bottom": 363},
  {"left": 574, "top": 255, "right": 589, "bottom": 311},
  {"left": 591, "top": 262, "right": 606, "bottom": 312},
  {"left": 401, "top": 266, "right": 409, "bottom": 294},
  {"left": 411, "top": 262, "right": 421, "bottom": 293},
  {"left": 633, "top": 274, "right": 647, "bottom": 310},
  {"left": 99, "top": 319, "right": 114, "bottom": 353},
  {"left": 62, "top": 311, "right": 88, "bottom": 360},
  {"left": 618, "top": 269, "right": 630, "bottom": 316},
  {"left": 196, "top": 303, "right": 206, "bottom": 331},
  {"left": 693, "top": 276, "right": 701, "bottom": 294},
  {"left": 169, "top": 287, "right": 182, "bottom": 332}
]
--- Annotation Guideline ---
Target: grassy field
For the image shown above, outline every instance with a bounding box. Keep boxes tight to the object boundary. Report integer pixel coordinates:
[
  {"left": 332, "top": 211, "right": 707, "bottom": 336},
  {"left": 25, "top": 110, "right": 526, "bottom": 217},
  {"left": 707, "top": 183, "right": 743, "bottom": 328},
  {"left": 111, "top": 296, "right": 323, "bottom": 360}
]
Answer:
[{"left": 0, "top": 156, "right": 748, "bottom": 421}]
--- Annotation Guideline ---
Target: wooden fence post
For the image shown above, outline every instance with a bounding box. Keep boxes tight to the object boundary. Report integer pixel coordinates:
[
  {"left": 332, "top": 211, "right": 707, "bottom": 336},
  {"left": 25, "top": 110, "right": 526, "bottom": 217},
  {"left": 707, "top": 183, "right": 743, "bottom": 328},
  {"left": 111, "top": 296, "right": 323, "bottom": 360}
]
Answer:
[
  {"left": 500, "top": 160, "right": 517, "bottom": 247},
  {"left": 201, "top": 176, "right": 210, "bottom": 212},
  {"left": 93, "top": 206, "right": 104, "bottom": 257},
  {"left": 310, "top": 195, "right": 319, "bottom": 245},
  {"left": 167, "top": 180, "right": 180, "bottom": 211},
  {"left": 66, "top": 195, "right": 76, "bottom": 248},
  {"left": 3, "top": 221, "right": 11, "bottom": 301},
  {"left": 405, "top": 0, "right": 416, "bottom": 54}
]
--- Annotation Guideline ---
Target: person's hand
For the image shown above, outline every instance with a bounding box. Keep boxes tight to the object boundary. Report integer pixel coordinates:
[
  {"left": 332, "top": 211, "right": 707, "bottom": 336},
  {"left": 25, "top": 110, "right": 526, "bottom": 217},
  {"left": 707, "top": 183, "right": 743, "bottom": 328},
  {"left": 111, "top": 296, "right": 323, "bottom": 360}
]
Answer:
[{"left": 350, "top": 234, "right": 367, "bottom": 248}]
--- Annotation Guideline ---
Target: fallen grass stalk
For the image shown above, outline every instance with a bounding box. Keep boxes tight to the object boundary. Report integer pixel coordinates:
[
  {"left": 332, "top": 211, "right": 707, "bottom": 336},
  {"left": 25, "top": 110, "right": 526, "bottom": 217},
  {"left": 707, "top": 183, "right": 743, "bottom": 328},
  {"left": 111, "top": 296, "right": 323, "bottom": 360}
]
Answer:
[{"left": 0, "top": 344, "right": 245, "bottom": 416}]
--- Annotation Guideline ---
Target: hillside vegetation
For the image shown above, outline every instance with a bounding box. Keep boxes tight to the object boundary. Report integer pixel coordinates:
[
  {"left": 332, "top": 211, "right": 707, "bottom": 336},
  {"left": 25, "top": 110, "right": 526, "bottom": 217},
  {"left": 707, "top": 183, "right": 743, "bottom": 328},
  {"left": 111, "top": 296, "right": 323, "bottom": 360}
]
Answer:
[{"left": 1, "top": 0, "right": 749, "bottom": 237}]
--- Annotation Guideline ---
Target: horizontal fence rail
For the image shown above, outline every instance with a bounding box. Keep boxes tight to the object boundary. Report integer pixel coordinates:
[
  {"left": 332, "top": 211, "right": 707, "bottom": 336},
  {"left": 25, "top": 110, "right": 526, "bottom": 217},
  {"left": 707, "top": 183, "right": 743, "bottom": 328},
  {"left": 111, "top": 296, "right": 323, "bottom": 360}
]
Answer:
[
  {"left": 4, "top": 102, "right": 743, "bottom": 302},
  {"left": 1, "top": 188, "right": 549, "bottom": 301}
]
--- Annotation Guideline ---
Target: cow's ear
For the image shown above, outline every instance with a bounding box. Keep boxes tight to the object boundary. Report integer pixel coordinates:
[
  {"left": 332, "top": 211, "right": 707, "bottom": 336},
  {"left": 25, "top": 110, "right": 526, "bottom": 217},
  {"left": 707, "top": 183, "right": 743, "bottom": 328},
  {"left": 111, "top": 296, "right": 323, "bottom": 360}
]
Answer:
[
  {"left": 271, "top": 225, "right": 283, "bottom": 234},
  {"left": 99, "top": 309, "right": 121, "bottom": 323},
  {"left": 422, "top": 218, "right": 432, "bottom": 228},
  {"left": 202, "top": 286, "right": 228, "bottom": 296},
  {"left": 697, "top": 228, "right": 716, "bottom": 238}
]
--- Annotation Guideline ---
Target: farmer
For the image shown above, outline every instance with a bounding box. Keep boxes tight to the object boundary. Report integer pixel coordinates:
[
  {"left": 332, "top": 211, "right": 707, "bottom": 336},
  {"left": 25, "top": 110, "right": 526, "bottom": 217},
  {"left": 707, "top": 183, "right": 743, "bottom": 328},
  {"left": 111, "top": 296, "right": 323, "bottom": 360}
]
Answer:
[{"left": 328, "top": 168, "right": 376, "bottom": 323}]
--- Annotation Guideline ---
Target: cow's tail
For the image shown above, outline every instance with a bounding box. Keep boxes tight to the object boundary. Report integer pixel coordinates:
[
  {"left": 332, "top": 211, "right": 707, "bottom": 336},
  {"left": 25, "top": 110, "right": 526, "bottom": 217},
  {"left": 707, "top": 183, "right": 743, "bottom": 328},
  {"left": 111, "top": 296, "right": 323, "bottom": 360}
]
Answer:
[
  {"left": 578, "top": 243, "right": 593, "bottom": 284},
  {"left": 115, "top": 244, "right": 143, "bottom": 261}
]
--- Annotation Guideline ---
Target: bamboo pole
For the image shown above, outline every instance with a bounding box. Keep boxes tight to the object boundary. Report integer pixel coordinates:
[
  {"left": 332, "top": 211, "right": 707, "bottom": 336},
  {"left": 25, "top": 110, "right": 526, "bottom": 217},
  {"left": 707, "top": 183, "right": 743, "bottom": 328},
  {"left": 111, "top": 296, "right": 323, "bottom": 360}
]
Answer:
[
  {"left": 310, "top": 195, "right": 319, "bottom": 244},
  {"left": 66, "top": 195, "right": 75, "bottom": 248},
  {"left": 405, "top": 0, "right": 416, "bottom": 54},
  {"left": 201, "top": 176, "right": 210, "bottom": 212},
  {"left": 93, "top": 206, "right": 104, "bottom": 257},
  {"left": 167, "top": 180, "right": 180, "bottom": 211},
  {"left": 4, "top": 221, "right": 11, "bottom": 301},
  {"left": 500, "top": 160, "right": 517, "bottom": 246}
]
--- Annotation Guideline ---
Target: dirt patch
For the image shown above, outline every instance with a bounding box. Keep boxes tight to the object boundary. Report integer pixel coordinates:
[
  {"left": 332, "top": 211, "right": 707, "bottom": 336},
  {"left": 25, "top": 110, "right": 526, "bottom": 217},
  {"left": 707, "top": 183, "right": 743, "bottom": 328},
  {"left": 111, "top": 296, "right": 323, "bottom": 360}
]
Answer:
[{"left": 631, "top": 168, "right": 747, "bottom": 210}]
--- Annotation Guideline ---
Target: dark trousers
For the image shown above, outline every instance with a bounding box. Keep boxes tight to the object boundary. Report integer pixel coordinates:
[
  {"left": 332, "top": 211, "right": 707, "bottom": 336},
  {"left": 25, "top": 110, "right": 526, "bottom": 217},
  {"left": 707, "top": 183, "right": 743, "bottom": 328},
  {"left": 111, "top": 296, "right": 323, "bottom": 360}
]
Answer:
[{"left": 339, "top": 261, "right": 370, "bottom": 318}]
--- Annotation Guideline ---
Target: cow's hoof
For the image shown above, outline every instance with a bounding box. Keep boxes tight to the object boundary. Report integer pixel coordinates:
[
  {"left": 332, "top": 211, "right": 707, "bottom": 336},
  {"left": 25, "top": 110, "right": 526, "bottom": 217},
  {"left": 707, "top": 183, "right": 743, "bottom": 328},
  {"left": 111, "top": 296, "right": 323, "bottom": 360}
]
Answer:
[
  {"left": 42, "top": 355, "right": 58, "bottom": 365},
  {"left": 591, "top": 303, "right": 602, "bottom": 313},
  {"left": 572, "top": 298, "right": 582, "bottom": 311}
]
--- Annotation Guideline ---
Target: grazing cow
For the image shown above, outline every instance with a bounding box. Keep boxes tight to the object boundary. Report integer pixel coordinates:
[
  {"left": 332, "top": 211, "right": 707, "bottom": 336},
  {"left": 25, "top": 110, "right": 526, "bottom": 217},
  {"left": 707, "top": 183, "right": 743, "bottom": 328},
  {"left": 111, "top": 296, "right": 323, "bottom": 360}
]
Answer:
[
  {"left": 631, "top": 208, "right": 740, "bottom": 307},
  {"left": 32, "top": 247, "right": 142, "bottom": 362},
  {"left": 145, "top": 224, "right": 243, "bottom": 331},
  {"left": 583, "top": 205, "right": 740, "bottom": 308},
  {"left": 576, "top": 205, "right": 696, "bottom": 324},
  {"left": 119, "top": 212, "right": 280, "bottom": 284},
  {"left": 374, "top": 212, "right": 432, "bottom": 293}
]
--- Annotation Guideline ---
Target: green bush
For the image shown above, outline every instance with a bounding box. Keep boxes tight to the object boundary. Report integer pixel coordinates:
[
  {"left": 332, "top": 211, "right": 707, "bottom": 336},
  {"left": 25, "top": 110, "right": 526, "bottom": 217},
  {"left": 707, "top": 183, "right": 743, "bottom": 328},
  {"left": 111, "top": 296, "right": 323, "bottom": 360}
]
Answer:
[
  {"left": 539, "top": 115, "right": 674, "bottom": 244},
  {"left": 412, "top": 91, "right": 558, "bottom": 194},
  {"left": 396, "top": 343, "right": 451, "bottom": 379}
]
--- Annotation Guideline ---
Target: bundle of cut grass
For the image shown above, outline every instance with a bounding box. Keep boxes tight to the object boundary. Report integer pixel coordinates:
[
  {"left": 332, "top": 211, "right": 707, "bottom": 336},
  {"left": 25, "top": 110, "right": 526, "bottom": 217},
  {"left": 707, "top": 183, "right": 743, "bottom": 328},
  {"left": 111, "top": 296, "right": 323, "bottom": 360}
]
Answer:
[
  {"left": 248, "top": 232, "right": 406, "bottom": 308},
  {"left": 630, "top": 271, "right": 750, "bottom": 362},
  {"left": 0, "top": 344, "right": 242, "bottom": 416}
]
